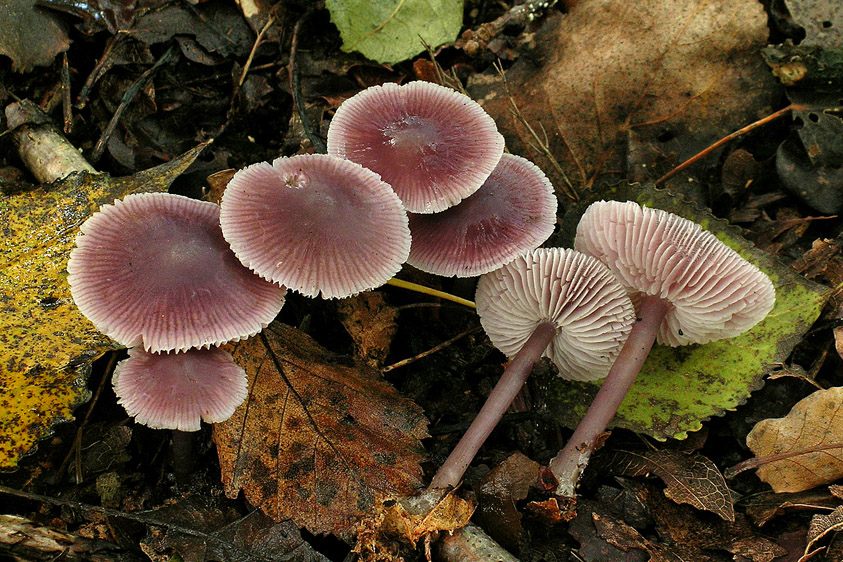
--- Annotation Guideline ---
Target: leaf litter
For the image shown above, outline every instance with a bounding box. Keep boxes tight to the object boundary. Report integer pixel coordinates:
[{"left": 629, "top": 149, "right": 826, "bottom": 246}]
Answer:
[
  {"left": 3, "top": 0, "right": 843, "bottom": 559},
  {"left": 214, "top": 321, "right": 428, "bottom": 536}
]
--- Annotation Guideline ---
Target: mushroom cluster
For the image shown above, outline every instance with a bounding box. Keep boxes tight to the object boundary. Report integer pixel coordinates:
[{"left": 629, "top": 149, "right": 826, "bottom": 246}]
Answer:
[
  {"left": 433, "top": 199, "right": 775, "bottom": 496},
  {"left": 69, "top": 192, "right": 286, "bottom": 431},
  {"left": 70, "top": 80, "right": 560, "bottom": 434}
]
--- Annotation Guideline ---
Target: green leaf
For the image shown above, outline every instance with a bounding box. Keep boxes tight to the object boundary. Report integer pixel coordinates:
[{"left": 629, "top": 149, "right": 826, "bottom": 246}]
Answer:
[
  {"left": 325, "top": 0, "right": 464, "bottom": 64},
  {"left": 544, "top": 184, "right": 827, "bottom": 440}
]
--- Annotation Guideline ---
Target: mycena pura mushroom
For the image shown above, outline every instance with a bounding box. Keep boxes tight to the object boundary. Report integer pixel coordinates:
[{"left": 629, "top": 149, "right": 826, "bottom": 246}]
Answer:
[{"left": 548, "top": 200, "right": 776, "bottom": 496}]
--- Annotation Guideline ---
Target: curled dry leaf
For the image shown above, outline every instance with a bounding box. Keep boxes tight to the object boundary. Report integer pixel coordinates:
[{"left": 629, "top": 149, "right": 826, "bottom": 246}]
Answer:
[
  {"left": 605, "top": 450, "right": 735, "bottom": 522},
  {"left": 214, "top": 322, "right": 428, "bottom": 536},
  {"left": 747, "top": 387, "right": 843, "bottom": 493}
]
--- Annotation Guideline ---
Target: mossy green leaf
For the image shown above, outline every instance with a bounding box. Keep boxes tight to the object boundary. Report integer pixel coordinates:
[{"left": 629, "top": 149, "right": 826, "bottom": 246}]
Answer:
[
  {"left": 544, "top": 184, "right": 827, "bottom": 440},
  {"left": 325, "top": 0, "right": 464, "bottom": 64},
  {"left": 0, "top": 143, "right": 208, "bottom": 469}
]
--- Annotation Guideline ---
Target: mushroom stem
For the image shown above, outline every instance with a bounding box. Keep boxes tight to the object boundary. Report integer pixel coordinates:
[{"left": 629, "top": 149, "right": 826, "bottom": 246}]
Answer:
[
  {"left": 548, "top": 294, "right": 670, "bottom": 497},
  {"left": 429, "top": 321, "right": 557, "bottom": 491}
]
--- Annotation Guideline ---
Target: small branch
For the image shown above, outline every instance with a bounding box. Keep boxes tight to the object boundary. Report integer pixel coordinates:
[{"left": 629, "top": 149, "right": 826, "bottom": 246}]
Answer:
[
  {"left": 382, "top": 327, "right": 482, "bottom": 374},
  {"left": 654, "top": 103, "right": 807, "bottom": 186},
  {"left": 290, "top": 5, "right": 327, "bottom": 153}
]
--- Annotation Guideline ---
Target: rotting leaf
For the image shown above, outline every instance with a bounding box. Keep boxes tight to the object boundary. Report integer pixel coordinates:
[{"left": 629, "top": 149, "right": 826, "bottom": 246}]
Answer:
[
  {"left": 805, "top": 506, "right": 843, "bottom": 558},
  {"left": 336, "top": 292, "right": 398, "bottom": 367},
  {"left": 214, "top": 321, "right": 428, "bottom": 536},
  {"left": 0, "top": 0, "right": 70, "bottom": 72},
  {"left": 604, "top": 450, "right": 735, "bottom": 521},
  {"left": 325, "top": 0, "right": 464, "bottom": 65},
  {"left": 0, "top": 143, "right": 208, "bottom": 469},
  {"left": 469, "top": 0, "right": 777, "bottom": 191},
  {"left": 141, "top": 495, "right": 330, "bottom": 562},
  {"left": 544, "top": 184, "right": 826, "bottom": 441},
  {"left": 747, "top": 387, "right": 843, "bottom": 493},
  {"left": 475, "top": 452, "right": 540, "bottom": 550}
]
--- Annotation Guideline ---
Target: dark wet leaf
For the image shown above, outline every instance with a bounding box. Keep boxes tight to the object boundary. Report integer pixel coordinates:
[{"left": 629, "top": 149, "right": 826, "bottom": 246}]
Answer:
[
  {"left": 141, "top": 495, "right": 330, "bottom": 562},
  {"left": 475, "top": 452, "right": 540, "bottom": 550},
  {"left": 214, "top": 322, "right": 428, "bottom": 536},
  {"left": 0, "top": 0, "right": 70, "bottom": 72}
]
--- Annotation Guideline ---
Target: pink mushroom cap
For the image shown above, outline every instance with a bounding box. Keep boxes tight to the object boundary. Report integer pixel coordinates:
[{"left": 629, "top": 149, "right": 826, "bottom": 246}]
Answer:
[
  {"left": 475, "top": 248, "right": 636, "bottom": 381},
  {"left": 113, "top": 347, "right": 247, "bottom": 431},
  {"left": 68, "top": 193, "right": 286, "bottom": 353},
  {"left": 326, "top": 81, "right": 505, "bottom": 214},
  {"left": 219, "top": 153, "right": 411, "bottom": 299},
  {"left": 407, "top": 153, "right": 557, "bottom": 277},
  {"left": 575, "top": 200, "right": 776, "bottom": 346}
]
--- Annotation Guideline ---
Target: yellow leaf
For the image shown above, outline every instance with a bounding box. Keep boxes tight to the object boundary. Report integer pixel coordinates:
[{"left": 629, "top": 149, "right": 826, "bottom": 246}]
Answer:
[
  {"left": 0, "top": 143, "right": 208, "bottom": 468},
  {"left": 747, "top": 386, "right": 843, "bottom": 493}
]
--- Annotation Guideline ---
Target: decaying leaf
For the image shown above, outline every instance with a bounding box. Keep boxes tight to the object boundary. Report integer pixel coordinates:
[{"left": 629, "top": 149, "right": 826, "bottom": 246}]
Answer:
[
  {"left": 0, "top": 143, "right": 208, "bottom": 469},
  {"left": 805, "top": 506, "right": 843, "bottom": 557},
  {"left": 0, "top": 0, "right": 70, "bottom": 72},
  {"left": 140, "top": 495, "right": 329, "bottom": 562},
  {"left": 475, "top": 452, "right": 541, "bottom": 550},
  {"left": 336, "top": 292, "right": 398, "bottom": 367},
  {"left": 605, "top": 450, "right": 735, "bottom": 521},
  {"left": 545, "top": 184, "right": 827, "bottom": 440},
  {"left": 354, "top": 489, "right": 474, "bottom": 562},
  {"left": 747, "top": 387, "right": 843, "bottom": 493},
  {"left": 214, "top": 322, "right": 428, "bottom": 536},
  {"left": 470, "top": 0, "right": 777, "bottom": 191},
  {"left": 325, "top": 0, "right": 464, "bottom": 64}
]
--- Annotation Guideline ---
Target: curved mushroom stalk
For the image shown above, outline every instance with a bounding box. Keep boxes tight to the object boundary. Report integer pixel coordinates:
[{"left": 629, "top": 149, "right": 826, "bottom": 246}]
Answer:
[
  {"left": 547, "top": 200, "right": 776, "bottom": 498},
  {"left": 429, "top": 321, "right": 558, "bottom": 491},
  {"left": 548, "top": 294, "right": 669, "bottom": 496},
  {"left": 428, "top": 248, "right": 635, "bottom": 492}
]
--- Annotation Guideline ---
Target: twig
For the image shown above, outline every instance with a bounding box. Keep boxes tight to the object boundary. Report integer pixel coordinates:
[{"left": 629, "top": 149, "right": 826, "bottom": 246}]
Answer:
[
  {"left": 655, "top": 103, "right": 807, "bottom": 186},
  {"left": 382, "top": 327, "right": 482, "bottom": 373},
  {"left": 290, "top": 5, "right": 327, "bottom": 153},
  {"left": 495, "top": 61, "right": 579, "bottom": 201},
  {"left": 90, "top": 45, "right": 177, "bottom": 163},
  {"left": 61, "top": 53, "right": 73, "bottom": 134},
  {"left": 54, "top": 353, "right": 120, "bottom": 484},
  {"left": 724, "top": 442, "right": 843, "bottom": 479}
]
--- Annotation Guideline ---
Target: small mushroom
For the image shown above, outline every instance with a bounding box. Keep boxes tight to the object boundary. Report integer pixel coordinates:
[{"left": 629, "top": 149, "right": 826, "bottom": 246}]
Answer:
[
  {"left": 68, "top": 193, "right": 286, "bottom": 353},
  {"left": 326, "top": 81, "right": 505, "bottom": 214},
  {"left": 547, "top": 200, "right": 776, "bottom": 496},
  {"left": 220, "top": 153, "right": 411, "bottom": 299},
  {"left": 113, "top": 347, "right": 247, "bottom": 432},
  {"left": 406, "top": 153, "right": 558, "bottom": 277},
  {"left": 428, "top": 248, "right": 635, "bottom": 490}
]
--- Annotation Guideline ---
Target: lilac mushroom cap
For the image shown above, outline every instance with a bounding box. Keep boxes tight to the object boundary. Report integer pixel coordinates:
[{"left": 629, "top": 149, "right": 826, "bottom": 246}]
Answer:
[
  {"left": 407, "top": 153, "right": 557, "bottom": 277},
  {"left": 219, "top": 153, "right": 411, "bottom": 299},
  {"left": 326, "top": 81, "right": 505, "bottom": 214},
  {"left": 475, "top": 248, "right": 636, "bottom": 381},
  {"left": 68, "top": 193, "right": 286, "bottom": 353},
  {"left": 113, "top": 347, "right": 247, "bottom": 431},
  {"left": 574, "top": 200, "right": 776, "bottom": 347}
]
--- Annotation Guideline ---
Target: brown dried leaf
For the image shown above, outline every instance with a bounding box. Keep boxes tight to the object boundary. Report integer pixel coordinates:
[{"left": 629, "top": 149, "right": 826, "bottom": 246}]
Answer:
[
  {"left": 806, "top": 506, "right": 843, "bottom": 554},
  {"left": 214, "top": 322, "right": 428, "bottom": 536},
  {"left": 606, "top": 450, "right": 734, "bottom": 521},
  {"left": 475, "top": 452, "right": 540, "bottom": 550},
  {"left": 747, "top": 387, "right": 843, "bottom": 493},
  {"left": 336, "top": 292, "right": 398, "bottom": 367},
  {"left": 470, "top": 0, "right": 776, "bottom": 191}
]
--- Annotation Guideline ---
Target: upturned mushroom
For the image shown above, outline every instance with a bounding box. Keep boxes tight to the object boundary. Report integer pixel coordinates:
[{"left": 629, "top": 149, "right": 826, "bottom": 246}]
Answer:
[
  {"left": 326, "top": 81, "right": 505, "bottom": 214},
  {"left": 219, "top": 153, "right": 411, "bottom": 299},
  {"left": 406, "top": 153, "right": 558, "bottom": 277},
  {"left": 428, "top": 247, "right": 635, "bottom": 491},
  {"left": 547, "top": 200, "right": 776, "bottom": 496}
]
